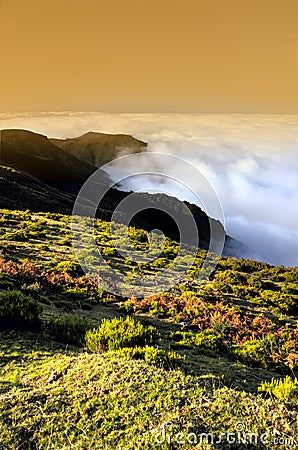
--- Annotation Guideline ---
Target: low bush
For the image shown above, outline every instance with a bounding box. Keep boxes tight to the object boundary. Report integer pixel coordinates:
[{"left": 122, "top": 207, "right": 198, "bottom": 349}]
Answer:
[
  {"left": 85, "top": 316, "right": 160, "bottom": 353},
  {"left": 258, "top": 376, "right": 298, "bottom": 401},
  {"left": 52, "top": 298, "right": 74, "bottom": 312},
  {"left": 129, "top": 229, "right": 148, "bottom": 246},
  {"left": 170, "top": 329, "right": 224, "bottom": 356},
  {"left": 0, "top": 290, "right": 42, "bottom": 330},
  {"left": 0, "top": 275, "right": 14, "bottom": 291},
  {"left": 63, "top": 288, "right": 88, "bottom": 301},
  {"left": 118, "top": 300, "right": 135, "bottom": 314},
  {"left": 56, "top": 260, "right": 83, "bottom": 277},
  {"left": 152, "top": 257, "right": 168, "bottom": 268},
  {"left": 118, "top": 345, "right": 185, "bottom": 368},
  {"left": 46, "top": 315, "right": 92, "bottom": 346},
  {"left": 194, "top": 330, "right": 225, "bottom": 355},
  {"left": 259, "top": 290, "right": 298, "bottom": 313},
  {"left": 102, "top": 247, "right": 118, "bottom": 257},
  {"left": 231, "top": 334, "right": 280, "bottom": 369},
  {"left": 80, "top": 300, "right": 93, "bottom": 310}
]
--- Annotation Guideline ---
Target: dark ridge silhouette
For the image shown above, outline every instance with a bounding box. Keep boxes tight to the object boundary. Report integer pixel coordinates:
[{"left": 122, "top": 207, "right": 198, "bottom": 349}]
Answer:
[
  {"left": 0, "top": 129, "right": 110, "bottom": 194},
  {"left": 0, "top": 164, "right": 74, "bottom": 213}
]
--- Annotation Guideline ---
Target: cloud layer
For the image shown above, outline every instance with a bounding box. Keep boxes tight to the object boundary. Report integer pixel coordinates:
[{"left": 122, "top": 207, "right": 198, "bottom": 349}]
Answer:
[{"left": 1, "top": 112, "right": 298, "bottom": 266}]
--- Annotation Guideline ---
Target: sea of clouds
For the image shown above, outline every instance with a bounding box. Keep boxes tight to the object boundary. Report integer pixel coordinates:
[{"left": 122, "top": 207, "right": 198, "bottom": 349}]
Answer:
[{"left": 1, "top": 111, "right": 297, "bottom": 267}]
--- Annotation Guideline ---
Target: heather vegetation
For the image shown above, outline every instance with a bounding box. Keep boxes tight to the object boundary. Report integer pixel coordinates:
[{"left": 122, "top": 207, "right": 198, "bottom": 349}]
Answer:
[{"left": 0, "top": 209, "right": 297, "bottom": 449}]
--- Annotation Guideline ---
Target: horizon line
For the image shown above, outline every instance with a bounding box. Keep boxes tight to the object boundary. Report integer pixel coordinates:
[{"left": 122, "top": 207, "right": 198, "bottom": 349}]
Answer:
[{"left": 1, "top": 110, "right": 298, "bottom": 116}]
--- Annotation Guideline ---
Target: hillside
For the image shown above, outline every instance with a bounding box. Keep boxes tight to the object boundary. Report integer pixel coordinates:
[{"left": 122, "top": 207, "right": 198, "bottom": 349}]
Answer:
[
  {"left": 0, "top": 129, "right": 104, "bottom": 194},
  {"left": 0, "top": 164, "right": 74, "bottom": 213},
  {"left": 0, "top": 209, "right": 297, "bottom": 449},
  {"left": 0, "top": 129, "right": 241, "bottom": 257},
  {"left": 51, "top": 131, "right": 147, "bottom": 167}
]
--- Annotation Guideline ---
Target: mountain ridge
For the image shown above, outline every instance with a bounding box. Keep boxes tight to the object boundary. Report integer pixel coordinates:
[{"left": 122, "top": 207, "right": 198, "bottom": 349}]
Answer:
[
  {"left": 50, "top": 131, "right": 147, "bottom": 167},
  {"left": 0, "top": 128, "right": 244, "bottom": 257},
  {"left": 0, "top": 129, "right": 102, "bottom": 194}
]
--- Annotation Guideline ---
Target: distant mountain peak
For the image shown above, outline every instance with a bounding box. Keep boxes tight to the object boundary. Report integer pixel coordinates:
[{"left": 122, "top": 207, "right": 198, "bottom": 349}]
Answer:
[{"left": 51, "top": 131, "right": 147, "bottom": 167}]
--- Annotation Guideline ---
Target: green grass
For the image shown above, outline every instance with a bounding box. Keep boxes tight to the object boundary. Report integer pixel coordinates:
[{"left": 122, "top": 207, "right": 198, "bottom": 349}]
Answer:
[
  {"left": 0, "top": 333, "right": 297, "bottom": 449},
  {"left": 0, "top": 209, "right": 297, "bottom": 448}
]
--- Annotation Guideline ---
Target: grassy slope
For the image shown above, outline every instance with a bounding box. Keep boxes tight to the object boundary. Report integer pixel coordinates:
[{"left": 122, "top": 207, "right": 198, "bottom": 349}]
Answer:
[
  {"left": 0, "top": 209, "right": 297, "bottom": 449},
  {"left": 1, "top": 334, "right": 297, "bottom": 450}
]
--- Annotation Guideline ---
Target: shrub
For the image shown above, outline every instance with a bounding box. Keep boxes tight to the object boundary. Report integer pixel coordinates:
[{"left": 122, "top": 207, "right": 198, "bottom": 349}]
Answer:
[
  {"left": 195, "top": 330, "right": 225, "bottom": 355},
  {"left": 56, "top": 260, "right": 83, "bottom": 277},
  {"left": 85, "top": 317, "right": 160, "bottom": 353},
  {"left": 170, "top": 330, "right": 224, "bottom": 356},
  {"left": 52, "top": 298, "right": 74, "bottom": 312},
  {"left": 0, "top": 275, "right": 14, "bottom": 291},
  {"left": 129, "top": 229, "right": 148, "bottom": 245},
  {"left": 21, "top": 281, "right": 42, "bottom": 293},
  {"left": 259, "top": 290, "right": 298, "bottom": 313},
  {"left": 152, "top": 257, "right": 168, "bottom": 268},
  {"left": 162, "top": 245, "right": 178, "bottom": 259},
  {"left": 80, "top": 300, "right": 93, "bottom": 310},
  {"left": 0, "top": 290, "right": 42, "bottom": 330},
  {"left": 102, "top": 247, "right": 118, "bottom": 257},
  {"left": 258, "top": 376, "right": 298, "bottom": 401},
  {"left": 46, "top": 315, "right": 91, "bottom": 346},
  {"left": 97, "top": 286, "right": 106, "bottom": 300},
  {"left": 149, "top": 300, "right": 165, "bottom": 318},
  {"left": 63, "top": 288, "right": 87, "bottom": 301},
  {"left": 118, "top": 300, "right": 135, "bottom": 314},
  {"left": 232, "top": 334, "right": 280, "bottom": 369},
  {"left": 118, "top": 345, "right": 185, "bottom": 368}
]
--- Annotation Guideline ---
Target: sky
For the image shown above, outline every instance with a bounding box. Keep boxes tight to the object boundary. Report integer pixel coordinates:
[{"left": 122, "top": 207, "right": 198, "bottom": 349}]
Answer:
[
  {"left": 1, "top": 111, "right": 298, "bottom": 267},
  {"left": 1, "top": 0, "right": 298, "bottom": 113}
]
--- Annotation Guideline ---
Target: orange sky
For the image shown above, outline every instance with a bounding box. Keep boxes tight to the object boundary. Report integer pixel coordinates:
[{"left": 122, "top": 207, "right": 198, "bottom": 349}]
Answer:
[{"left": 1, "top": 0, "right": 298, "bottom": 113}]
